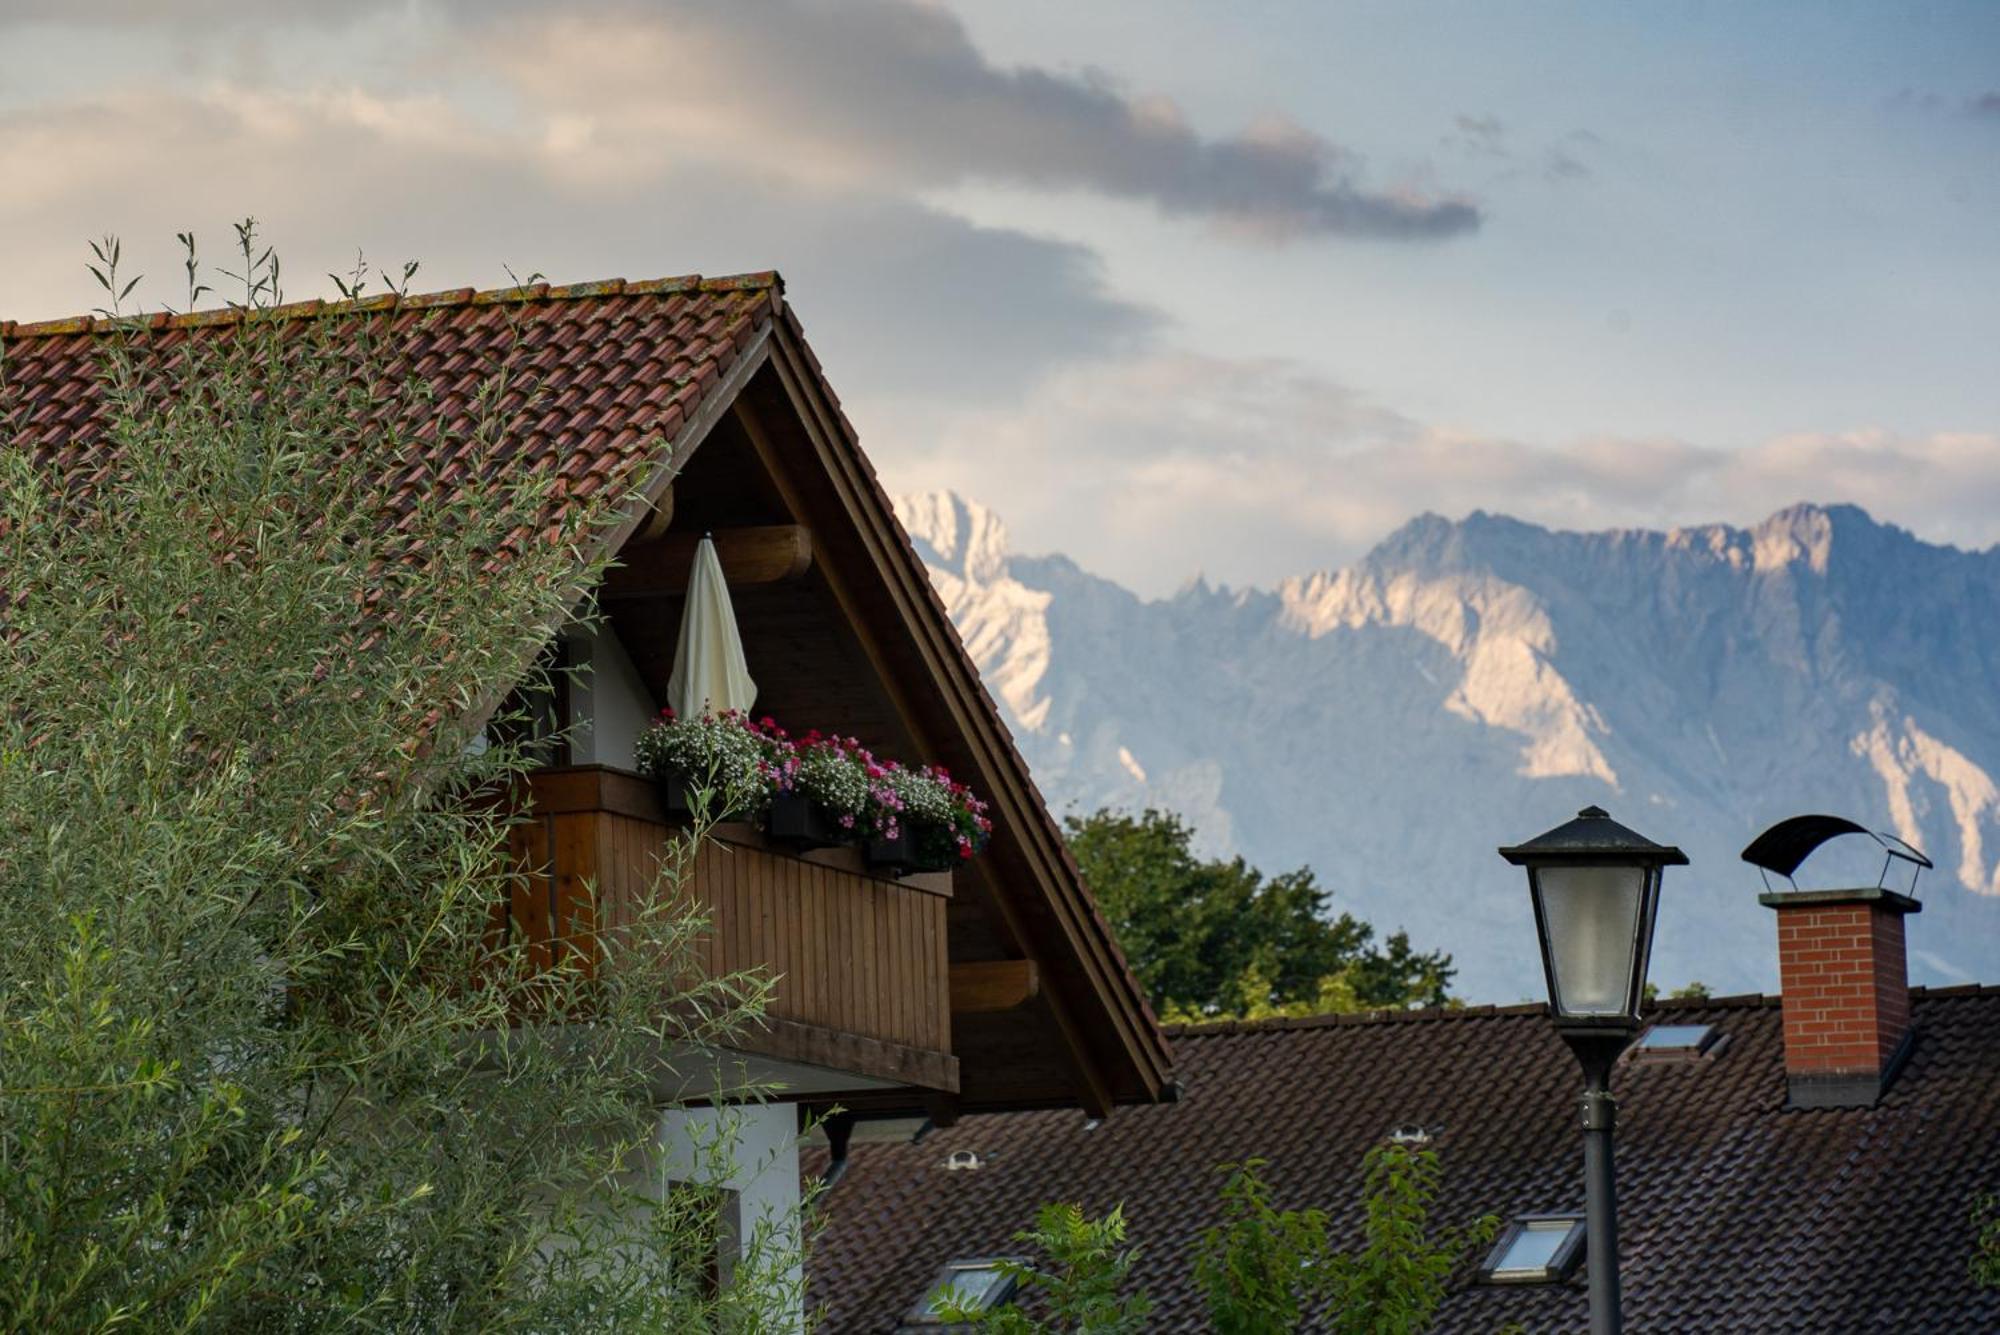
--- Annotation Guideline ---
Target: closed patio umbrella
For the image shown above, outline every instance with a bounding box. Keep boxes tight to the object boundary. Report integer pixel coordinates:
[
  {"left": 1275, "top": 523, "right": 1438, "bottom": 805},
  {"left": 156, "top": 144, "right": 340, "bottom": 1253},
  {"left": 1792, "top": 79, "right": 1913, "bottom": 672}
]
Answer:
[{"left": 666, "top": 535, "right": 757, "bottom": 717}]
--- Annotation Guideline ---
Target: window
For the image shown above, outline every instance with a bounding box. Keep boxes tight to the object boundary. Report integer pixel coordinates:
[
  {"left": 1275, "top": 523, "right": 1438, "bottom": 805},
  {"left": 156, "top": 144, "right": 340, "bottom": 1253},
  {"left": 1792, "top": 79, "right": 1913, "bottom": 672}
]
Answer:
[
  {"left": 486, "top": 639, "right": 570, "bottom": 767},
  {"left": 1633, "top": 1023, "right": 1720, "bottom": 1060},
  {"left": 1477, "top": 1215, "right": 1586, "bottom": 1284},
  {"left": 904, "top": 1259, "right": 1021, "bottom": 1326}
]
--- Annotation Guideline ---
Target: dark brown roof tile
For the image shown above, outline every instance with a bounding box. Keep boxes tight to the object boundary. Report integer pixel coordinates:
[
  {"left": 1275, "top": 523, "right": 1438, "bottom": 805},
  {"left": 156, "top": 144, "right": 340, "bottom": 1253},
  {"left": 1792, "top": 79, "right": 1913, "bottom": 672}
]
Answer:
[{"left": 808, "top": 990, "right": 2000, "bottom": 1332}]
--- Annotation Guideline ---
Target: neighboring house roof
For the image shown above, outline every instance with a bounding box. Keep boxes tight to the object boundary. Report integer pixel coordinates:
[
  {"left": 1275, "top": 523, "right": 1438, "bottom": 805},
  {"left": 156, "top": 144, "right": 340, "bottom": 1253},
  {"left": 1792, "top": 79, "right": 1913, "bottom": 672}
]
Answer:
[
  {"left": 1, "top": 275, "right": 1173, "bottom": 1117},
  {"left": 806, "top": 988, "right": 2000, "bottom": 1332}
]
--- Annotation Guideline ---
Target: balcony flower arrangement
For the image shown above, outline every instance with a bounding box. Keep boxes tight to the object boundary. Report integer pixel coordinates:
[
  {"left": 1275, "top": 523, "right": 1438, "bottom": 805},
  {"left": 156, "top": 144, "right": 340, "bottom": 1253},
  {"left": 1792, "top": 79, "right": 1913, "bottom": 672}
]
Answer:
[
  {"left": 634, "top": 711, "right": 991, "bottom": 874},
  {"left": 632, "top": 706, "right": 773, "bottom": 821},
  {"left": 867, "top": 763, "right": 992, "bottom": 873}
]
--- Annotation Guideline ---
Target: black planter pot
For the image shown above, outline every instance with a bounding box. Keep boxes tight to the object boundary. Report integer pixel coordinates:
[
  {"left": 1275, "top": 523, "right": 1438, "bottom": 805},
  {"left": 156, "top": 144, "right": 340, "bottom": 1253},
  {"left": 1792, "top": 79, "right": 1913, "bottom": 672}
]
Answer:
[
  {"left": 864, "top": 827, "right": 955, "bottom": 877},
  {"left": 658, "top": 772, "right": 696, "bottom": 819},
  {"left": 767, "top": 791, "right": 853, "bottom": 849},
  {"left": 656, "top": 772, "right": 751, "bottom": 823}
]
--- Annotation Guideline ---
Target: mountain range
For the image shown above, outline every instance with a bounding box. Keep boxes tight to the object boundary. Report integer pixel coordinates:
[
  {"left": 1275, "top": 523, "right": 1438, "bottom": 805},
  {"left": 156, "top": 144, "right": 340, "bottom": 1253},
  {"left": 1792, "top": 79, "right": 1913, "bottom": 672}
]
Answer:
[{"left": 896, "top": 492, "right": 2000, "bottom": 1002}]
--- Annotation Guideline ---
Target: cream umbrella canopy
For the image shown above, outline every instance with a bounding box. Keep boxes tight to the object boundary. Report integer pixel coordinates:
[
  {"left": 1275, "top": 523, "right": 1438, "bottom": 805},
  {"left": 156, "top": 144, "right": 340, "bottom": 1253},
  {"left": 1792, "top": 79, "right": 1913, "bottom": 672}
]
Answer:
[{"left": 666, "top": 535, "right": 758, "bottom": 717}]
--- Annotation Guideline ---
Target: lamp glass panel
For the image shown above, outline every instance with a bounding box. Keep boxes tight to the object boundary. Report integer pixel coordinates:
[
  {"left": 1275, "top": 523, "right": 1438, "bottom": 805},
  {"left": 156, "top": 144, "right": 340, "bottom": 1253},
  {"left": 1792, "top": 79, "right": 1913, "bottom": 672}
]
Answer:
[{"left": 1535, "top": 863, "right": 1646, "bottom": 1017}]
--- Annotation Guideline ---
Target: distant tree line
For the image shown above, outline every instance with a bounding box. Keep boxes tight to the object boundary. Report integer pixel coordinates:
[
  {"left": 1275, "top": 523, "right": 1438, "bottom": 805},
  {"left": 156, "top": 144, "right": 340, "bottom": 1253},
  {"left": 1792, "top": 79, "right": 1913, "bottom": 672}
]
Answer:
[{"left": 1064, "top": 808, "right": 1455, "bottom": 1022}]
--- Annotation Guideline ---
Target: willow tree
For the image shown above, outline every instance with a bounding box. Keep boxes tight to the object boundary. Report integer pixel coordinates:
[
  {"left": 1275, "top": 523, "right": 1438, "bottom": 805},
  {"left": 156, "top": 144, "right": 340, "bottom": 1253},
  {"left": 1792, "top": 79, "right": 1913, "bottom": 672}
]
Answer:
[{"left": 0, "top": 230, "right": 786, "bottom": 1331}]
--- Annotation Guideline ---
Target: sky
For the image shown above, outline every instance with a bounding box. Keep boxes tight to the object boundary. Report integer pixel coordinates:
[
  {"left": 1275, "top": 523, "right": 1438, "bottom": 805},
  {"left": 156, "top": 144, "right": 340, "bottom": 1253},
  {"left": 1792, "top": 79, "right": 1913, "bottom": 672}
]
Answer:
[{"left": 2, "top": 1, "right": 1996, "bottom": 594}]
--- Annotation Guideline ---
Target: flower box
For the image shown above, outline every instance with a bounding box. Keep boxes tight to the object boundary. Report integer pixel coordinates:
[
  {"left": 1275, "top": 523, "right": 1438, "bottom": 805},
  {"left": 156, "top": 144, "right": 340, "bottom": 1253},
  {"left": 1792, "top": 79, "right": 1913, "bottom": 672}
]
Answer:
[
  {"left": 766, "top": 790, "right": 852, "bottom": 850},
  {"left": 863, "top": 829, "right": 953, "bottom": 877},
  {"left": 659, "top": 771, "right": 695, "bottom": 819},
  {"left": 656, "top": 771, "right": 755, "bottom": 823},
  {"left": 636, "top": 708, "right": 991, "bottom": 868}
]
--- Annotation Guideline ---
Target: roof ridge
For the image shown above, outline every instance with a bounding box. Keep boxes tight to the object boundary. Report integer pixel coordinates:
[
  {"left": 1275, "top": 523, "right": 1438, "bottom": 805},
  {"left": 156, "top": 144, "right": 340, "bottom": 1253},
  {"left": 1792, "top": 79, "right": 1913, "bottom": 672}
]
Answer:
[
  {"left": 1, "top": 270, "right": 786, "bottom": 340},
  {"left": 1161, "top": 991, "right": 1812, "bottom": 1036},
  {"left": 1163, "top": 984, "right": 2000, "bottom": 1037},
  {"left": 1163, "top": 1001, "right": 1550, "bottom": 1036}
]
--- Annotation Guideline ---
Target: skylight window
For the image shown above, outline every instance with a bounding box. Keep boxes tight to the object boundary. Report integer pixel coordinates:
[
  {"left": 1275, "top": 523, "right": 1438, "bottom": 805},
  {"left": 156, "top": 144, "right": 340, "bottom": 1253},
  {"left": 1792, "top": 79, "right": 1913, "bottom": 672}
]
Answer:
[
  {"left": 1477, "top": 1215, "right": 1586, "bottom": 1285},
  {"left": 904, "top": 1259, "right": 1021, "bottom": 1326},
  {"left": 1633, "top": 1023, "right": 1720, "bottom": 1060}
]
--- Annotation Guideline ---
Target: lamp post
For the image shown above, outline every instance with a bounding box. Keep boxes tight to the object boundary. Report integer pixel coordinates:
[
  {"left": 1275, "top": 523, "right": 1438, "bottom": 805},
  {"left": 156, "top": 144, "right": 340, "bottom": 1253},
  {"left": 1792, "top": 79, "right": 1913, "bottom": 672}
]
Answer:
[{"left": 1499, "top": 805, "right": 1685, "bottom": 1335}]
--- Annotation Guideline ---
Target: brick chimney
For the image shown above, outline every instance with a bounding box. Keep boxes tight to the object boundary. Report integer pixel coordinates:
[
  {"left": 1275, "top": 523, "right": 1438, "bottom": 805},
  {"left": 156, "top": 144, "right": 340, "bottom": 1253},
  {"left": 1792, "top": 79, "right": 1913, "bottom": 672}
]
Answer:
[{"left": 1760, "top": 887, "right": 1920, "bottom": 1109}]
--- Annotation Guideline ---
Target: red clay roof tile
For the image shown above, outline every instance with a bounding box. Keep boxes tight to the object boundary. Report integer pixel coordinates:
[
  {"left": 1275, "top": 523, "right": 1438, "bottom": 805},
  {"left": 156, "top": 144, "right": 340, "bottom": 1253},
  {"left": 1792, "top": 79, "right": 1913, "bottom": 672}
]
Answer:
[{"left": 1, "top": 274, "right": 783, "bottom": 570}]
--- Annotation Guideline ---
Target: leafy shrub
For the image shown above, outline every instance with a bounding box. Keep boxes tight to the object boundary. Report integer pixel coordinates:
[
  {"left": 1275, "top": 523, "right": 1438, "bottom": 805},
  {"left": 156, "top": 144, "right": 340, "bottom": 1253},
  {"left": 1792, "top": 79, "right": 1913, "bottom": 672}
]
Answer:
[
  {"left": 936, "top": 1203, "right": 1152, "bottom": 1334},
  {"left": 0, "top": 226, "right": 790, "bottom": 1331}
]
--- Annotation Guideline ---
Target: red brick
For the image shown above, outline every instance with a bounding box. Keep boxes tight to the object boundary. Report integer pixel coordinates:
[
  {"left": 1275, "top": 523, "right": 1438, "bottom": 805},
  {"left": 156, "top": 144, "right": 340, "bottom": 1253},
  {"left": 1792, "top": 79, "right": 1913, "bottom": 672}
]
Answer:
[{"left": 1770, "top": 895, "right": 1912, "bottom": 1085}]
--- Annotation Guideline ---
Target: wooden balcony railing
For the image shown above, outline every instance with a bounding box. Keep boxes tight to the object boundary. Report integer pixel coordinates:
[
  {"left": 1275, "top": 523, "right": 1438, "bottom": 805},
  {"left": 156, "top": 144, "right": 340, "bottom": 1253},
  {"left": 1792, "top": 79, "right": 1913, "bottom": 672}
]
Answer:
[{"left": 505, "top": 766, "right": 957, "bottom": 1093}]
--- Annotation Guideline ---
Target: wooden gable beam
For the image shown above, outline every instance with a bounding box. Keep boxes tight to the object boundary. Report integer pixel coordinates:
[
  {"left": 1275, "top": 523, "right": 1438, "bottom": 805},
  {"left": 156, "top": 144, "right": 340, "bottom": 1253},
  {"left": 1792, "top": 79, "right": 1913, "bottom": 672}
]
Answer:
[
  {"left": 601, "top": 524, "right": 814, "bottom": 599},
  {"left": 950, "top": 960, "right": 1040, "bottom": 1014}
]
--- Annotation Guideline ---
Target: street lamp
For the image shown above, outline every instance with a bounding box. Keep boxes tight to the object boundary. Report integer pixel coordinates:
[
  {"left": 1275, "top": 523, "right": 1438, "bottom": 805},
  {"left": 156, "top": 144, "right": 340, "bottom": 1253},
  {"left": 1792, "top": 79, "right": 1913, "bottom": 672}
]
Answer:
[{"left": 1499, "top": 805, "right": 1686, "bottom": 1335}]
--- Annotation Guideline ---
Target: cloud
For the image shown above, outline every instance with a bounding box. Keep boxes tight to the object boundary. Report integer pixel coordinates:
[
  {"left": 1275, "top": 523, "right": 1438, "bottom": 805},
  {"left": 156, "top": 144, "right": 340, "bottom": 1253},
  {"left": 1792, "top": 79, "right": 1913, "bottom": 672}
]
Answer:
[
  {"left": 1443, "top": 114, "right": 1508, "bottom": 158},
  {"left": 0, "top": 84, "right": 1154, "bottom": 407},
  {"left": 7, "top": 0, "right": 1482, "bottom": 243},
  {"left": 1975, "top": 92, "right": 2000, "bottom": 118},
  {"left": 894, "top": 353, "right": 2000, "bottom": 595},
  {"left": 0, "top": 0, "right": 401, "bottom": 26},
  {"left": 1442, "top": 114, "right": 1596, "bottom": 185},
  {"left": 477, "top": 0, "right": 1479, "bottom": 243}
]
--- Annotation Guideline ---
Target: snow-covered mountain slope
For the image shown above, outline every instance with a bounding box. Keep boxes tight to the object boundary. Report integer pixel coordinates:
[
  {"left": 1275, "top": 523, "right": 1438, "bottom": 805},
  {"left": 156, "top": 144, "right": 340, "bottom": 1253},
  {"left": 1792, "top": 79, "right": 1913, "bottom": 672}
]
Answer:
[{"left": 898, "top": 492, "right": 2000, "bottom": 1001}]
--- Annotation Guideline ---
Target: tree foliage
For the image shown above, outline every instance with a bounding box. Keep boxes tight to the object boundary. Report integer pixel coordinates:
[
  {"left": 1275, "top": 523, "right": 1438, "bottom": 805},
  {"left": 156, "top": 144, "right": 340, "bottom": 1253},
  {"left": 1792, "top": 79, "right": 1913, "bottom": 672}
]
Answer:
[
  {"left": 937, "top": 1204, "right": 1151, "bottom": 1335},
  {"left": 1064, "top": 808, "right": 1453, "bottom": 1020},
  {"left": 1194, "top": 1160, "right": 1331, "bottom": 1335},
  {"left": 0, "top": 228, "right": 791, "bottom": 1330},
  {"left": 1974, "top": 1193, "right": 2000, "bottom": 1290},
  {"left": 1317, "top": 1146, "right": 1496, "bottom": 1334},
  {"left": 950, "top": 1148, "right": 1492, "bottom": 1333}
]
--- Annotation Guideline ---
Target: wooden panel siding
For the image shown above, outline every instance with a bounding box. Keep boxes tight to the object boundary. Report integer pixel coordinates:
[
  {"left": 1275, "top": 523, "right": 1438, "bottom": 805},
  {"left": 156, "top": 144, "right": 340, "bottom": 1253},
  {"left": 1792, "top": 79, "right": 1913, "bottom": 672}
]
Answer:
[{"left": 508, "top": 766, "right": 955, "bottom": 1088}]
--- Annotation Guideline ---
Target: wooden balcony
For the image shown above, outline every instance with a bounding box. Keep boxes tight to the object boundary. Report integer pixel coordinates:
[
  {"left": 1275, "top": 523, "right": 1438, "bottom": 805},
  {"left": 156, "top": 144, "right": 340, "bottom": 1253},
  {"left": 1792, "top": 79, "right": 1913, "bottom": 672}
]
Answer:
[{"left": 506, "top": 766, "right": 957, "bottom": 1093}]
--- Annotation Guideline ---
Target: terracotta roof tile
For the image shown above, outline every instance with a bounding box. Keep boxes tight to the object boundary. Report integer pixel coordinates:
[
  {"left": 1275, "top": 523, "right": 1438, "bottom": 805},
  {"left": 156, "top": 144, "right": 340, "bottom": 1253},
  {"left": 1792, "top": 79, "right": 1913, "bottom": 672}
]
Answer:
[
  {"left": 0, "top": 273, "right": 783, "bottom": 565},
  {"left": 807, "top": 989, "right": 2000, "bottom": 1332}
]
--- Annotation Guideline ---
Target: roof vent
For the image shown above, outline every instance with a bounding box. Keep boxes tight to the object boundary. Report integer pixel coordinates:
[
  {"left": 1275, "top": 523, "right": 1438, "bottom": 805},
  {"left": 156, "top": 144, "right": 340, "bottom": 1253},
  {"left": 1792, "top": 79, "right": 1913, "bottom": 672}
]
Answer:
[
  {"left": 1386, "top": 1124, "right": 1435, "bottom": 1146},
  {"left": 941, "top": 1149, "right": 985, "bottom": 1172}
]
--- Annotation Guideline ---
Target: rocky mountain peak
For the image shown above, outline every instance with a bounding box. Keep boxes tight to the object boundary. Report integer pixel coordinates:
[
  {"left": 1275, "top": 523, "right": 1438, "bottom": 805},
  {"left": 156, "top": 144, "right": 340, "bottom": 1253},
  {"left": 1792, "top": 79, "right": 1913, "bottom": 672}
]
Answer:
[
  {"left": 896, "top": 489, "right": 1012, "bottom": 585},
  {"left": 893, "top": 493, "right": 2000, "bottom": 1000}
]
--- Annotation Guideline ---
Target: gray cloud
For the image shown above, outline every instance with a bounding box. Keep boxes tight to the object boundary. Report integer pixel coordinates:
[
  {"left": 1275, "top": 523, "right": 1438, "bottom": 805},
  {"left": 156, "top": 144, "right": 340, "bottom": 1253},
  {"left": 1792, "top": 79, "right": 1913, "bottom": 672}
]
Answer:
[
  {"left": 0, "top": 0, "right": 395, "bottom": 25},
  {"left": 480, "top": 1, "right": 1480, "bottom": 243},
  {"left": 1443, "top": 114, "right": 1596, "bottom": 186},
  {"left": 1975, "top": 92, "right": 2000, "bottom": 118},
  {"left": 5, "top": 0, "right": 1482, "bottom": 243},
  {"left": 0, "top": 86, "right": 1154, "bottom": 408},
  {"left": 1444, "top": 114, "right": 1508, "bottom": 158}
]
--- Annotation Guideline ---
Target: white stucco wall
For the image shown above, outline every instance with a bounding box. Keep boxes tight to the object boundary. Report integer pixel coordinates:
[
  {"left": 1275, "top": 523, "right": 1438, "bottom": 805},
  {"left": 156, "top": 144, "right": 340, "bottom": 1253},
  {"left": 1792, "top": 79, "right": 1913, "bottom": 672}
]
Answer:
[
  {"left": 565, "top": 623, "right": 659, "bottom": 769},
  {"left": 649, "top": 1102, "right": 804, "bottom": 1329}
]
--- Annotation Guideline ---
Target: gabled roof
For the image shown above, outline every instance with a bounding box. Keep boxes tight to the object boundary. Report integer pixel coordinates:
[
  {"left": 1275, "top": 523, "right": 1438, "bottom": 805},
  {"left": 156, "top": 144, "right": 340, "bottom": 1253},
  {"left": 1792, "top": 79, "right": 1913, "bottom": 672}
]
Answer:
[
  {"left": 805, "top": 987, "right": 2000, "bottom": 1332},
  {"left": 2, "top": 273, "right": 1173, "bottom": 1117}
]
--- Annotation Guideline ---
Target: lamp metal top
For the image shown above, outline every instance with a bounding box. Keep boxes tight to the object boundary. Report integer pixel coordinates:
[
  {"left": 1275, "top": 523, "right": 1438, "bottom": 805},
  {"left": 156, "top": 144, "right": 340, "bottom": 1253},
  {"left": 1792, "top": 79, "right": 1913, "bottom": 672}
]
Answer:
[{"left": 1499, "top": 805, "right": 1689, "bottom": 868}]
